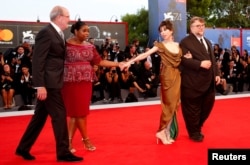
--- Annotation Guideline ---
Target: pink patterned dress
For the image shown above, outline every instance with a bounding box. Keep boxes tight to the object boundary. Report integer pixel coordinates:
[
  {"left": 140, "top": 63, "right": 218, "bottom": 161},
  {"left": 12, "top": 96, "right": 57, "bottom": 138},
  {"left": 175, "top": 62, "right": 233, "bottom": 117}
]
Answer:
[{"left": 62, "top": 42, "right": 101, "bottom": 117}]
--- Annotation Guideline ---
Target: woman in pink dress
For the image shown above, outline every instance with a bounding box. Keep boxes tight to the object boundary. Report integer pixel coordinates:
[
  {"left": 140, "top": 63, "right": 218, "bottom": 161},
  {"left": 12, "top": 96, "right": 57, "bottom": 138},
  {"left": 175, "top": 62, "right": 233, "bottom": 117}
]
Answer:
[{"left": 62, "top": 21, "right": 124, "bottom": 152}]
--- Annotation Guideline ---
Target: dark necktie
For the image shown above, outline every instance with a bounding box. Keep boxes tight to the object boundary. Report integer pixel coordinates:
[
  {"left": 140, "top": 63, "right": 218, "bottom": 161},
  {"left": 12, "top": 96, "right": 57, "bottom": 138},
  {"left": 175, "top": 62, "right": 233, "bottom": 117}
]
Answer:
[{"left": 200, "top": 38, "right": 207, "bottom": 50}]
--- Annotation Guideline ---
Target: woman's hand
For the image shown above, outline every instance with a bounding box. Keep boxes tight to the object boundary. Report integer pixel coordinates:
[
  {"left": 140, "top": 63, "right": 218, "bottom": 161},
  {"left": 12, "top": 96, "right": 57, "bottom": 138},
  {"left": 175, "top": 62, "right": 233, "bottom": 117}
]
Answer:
[
  {"left": 120, "top": 61, "right": 132, "bottom": 71},
  {"left": 184, "top": 51, "right": 192, "bottom": 59},
  {"left": 118, "top": 61, "right": 127, "bottom": 71}
]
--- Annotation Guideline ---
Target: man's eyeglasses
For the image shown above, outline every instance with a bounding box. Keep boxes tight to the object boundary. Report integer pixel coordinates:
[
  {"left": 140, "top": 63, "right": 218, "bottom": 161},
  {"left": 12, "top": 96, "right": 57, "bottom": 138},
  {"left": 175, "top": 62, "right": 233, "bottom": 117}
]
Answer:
[{"left": 192, "top": 24, "right": 205, "bottom": 28}]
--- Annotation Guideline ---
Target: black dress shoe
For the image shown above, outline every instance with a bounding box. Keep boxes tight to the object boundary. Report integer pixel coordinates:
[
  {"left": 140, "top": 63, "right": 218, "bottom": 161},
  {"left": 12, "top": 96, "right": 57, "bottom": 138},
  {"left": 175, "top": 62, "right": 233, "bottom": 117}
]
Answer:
[
  {"left": 15, "top": 149, "right": 35, "bottom": 160},
  {"left": 57, "top": 153, "right": 83, "bottom": 162},
  {"left": 200, "top": 132, "right": 204, "bottom": 138},
  {"left": 189, "top": 133, "right": 204, "bottom": 142}
]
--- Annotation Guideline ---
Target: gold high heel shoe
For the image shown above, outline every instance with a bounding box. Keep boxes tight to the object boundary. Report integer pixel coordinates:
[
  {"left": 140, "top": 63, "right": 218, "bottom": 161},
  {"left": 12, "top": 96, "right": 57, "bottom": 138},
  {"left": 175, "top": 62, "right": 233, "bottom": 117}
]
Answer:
[
  {"left": 156, "top": 130, "right": 172, "bottom": 145},
  {"left": 82, "top": 138, "right": 96, "bottom": 151}
]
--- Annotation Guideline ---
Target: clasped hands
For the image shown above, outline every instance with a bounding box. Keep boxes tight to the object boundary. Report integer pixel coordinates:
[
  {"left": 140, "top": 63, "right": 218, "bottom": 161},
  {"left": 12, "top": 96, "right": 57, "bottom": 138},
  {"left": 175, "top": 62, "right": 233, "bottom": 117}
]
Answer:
[
  {"left": 118, "top": 51, "right": 194, "bottom": 71},
  {"left": 118, "top": 61, "right": 131, "bottom": 71}
]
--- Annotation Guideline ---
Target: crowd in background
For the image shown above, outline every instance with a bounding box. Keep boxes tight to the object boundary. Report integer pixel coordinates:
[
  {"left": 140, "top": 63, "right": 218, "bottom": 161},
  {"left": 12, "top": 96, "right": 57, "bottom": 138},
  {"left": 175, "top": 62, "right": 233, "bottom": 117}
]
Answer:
[
  {"left": 91, "top": 37, "right": 250, "bottom": 104},
  {"left": 0, "top": 43, "right": 35, "bottom": 109},
  {"left": 0, "top": 37, "right": 250, "bottom": 109},
  {"left": 91, "top": 38, "right": 161, "bottom": 103},
  {"left": 214, "top": 44, "right": 250, "bottom": 94}
]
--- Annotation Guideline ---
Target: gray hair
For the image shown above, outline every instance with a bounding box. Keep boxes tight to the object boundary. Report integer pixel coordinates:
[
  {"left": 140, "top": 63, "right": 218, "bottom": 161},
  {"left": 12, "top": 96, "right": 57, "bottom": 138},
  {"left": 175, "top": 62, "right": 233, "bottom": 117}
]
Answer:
[{"left": 49, "top": 6, "right": 64, "bottom": 21}]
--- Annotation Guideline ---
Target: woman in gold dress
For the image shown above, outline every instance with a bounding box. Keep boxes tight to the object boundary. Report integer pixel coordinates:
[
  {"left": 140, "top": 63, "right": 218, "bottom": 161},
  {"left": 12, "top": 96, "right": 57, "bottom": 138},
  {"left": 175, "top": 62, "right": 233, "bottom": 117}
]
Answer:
[{"left": 124, "top": 20, "right": 191, "bottom": 144}]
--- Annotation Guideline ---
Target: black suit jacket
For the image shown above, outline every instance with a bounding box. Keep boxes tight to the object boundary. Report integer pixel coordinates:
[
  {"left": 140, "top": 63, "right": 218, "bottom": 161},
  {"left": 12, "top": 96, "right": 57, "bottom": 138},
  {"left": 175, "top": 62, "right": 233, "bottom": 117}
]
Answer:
[
  {"left": 32, "top": 24, "right": 65, "bottom": 89},
  {"left": 180, "top": 33, "right": 219, "bottom": 93}
]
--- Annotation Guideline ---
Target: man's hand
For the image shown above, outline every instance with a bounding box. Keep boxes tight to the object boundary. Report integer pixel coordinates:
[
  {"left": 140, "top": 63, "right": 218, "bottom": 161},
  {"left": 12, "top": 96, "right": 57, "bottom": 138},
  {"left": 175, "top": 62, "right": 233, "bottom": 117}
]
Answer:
[
  {"left": 36, "top": 87, "right": 47, "bottom": 100},
  {"left": 200, "top": 60, "right": 211, "bottom": 69}
]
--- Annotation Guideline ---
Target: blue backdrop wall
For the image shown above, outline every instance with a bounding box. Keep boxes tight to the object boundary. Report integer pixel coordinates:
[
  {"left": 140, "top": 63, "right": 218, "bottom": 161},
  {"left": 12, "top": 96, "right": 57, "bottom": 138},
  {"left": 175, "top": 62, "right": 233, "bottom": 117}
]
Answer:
[
  {"left": 205, "top": 28, "right": 250, "bottom": 54},
  {"left": 148, "top": 0, "right": 187, "bottom": 46}
]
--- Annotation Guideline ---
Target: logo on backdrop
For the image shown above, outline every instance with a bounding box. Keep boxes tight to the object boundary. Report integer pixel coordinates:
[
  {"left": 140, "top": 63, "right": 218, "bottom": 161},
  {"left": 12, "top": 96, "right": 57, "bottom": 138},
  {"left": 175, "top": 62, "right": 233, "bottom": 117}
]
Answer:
[
  {"left": 246, "top": 36, "right": 250, "bottom": 47},
  {"left": 231, "top": 37, "right": 241, "bottom": 47},
  {"left": 22, "top": 30, "right": 35, "bottom": 44},
  {"left": 164, "top": 12, "right": 182, "bottom": 21},
  {"left": 0, "top": 29, "right": 14, "bottom": 42}
]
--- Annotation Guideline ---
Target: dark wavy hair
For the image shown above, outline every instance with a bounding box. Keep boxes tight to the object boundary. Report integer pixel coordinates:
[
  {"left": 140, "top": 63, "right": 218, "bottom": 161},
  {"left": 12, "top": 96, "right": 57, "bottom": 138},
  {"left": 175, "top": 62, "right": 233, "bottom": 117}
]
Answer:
[
  {"left": 70, "top": 21, "right": 87, "bottom": 34},
  {"left": 158, "top": 20, "right": 174, "bottom": 32}
]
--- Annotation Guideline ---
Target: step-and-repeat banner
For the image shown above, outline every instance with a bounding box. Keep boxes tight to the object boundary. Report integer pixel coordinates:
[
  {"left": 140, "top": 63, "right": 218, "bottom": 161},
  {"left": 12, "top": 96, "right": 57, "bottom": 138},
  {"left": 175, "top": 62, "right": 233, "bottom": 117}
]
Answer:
[
  {"left": 148, "top": 0, "right": 250, "bottom": 54},
  {"left": 0, "top": 21, "right": 128, "bottom": 53},
  {"left": 148, "top": 0, "right": 186, "bottom": 46},
  {"left": 205, "top": 28, "right": 250, "bottom": 54}
]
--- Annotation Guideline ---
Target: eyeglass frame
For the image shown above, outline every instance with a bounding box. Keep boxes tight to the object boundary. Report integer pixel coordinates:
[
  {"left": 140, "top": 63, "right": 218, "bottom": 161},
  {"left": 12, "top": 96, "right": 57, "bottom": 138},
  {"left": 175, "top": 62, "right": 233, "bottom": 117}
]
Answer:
[{"left": 192, "top": 24, "right": 205, "bottom": 28}]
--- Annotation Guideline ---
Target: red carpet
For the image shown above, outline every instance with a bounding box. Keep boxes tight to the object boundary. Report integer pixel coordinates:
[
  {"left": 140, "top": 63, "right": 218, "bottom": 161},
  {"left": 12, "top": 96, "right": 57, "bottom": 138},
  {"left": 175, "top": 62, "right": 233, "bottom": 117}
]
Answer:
[{"left": 0, "top": 96, "right": 250, "bottom": 165}]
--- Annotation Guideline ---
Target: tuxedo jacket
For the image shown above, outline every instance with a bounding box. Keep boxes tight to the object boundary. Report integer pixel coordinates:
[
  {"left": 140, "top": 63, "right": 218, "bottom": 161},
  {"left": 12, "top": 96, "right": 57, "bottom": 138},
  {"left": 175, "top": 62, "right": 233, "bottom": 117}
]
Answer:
[
  {"left": 179, "top": 33, "right": 219, "bottom": 93},
  {"left": 32, "top": 24, "right": 65, "bottom": 89}
]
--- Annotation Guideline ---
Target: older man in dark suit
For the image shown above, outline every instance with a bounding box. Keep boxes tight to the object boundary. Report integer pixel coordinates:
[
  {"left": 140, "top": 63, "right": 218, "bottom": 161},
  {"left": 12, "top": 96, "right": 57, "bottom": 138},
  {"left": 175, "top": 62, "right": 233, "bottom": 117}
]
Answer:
[
  {"left": 179, "top": 16, "right": 220, "bottom": 142},
  {"left": 15, "top": 6, "right": 83, "bottom": 162}
]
